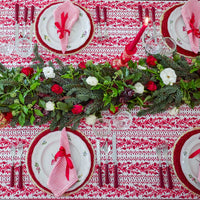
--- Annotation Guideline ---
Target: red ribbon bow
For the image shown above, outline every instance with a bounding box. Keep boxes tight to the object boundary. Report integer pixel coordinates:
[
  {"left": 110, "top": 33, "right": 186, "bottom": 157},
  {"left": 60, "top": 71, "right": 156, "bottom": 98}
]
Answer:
[
  {"left": 187, "top": 13, "right": 200, "bottom": 38},
  {"left": 55, "top": 12, "right": 70, "bottom": 39},
  {"left": 54, "top": 146, "right": 74, "bottom": 180}
]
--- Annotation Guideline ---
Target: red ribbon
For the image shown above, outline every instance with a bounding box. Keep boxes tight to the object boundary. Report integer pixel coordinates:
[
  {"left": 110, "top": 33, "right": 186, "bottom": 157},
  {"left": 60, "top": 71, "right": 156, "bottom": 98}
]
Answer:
[
  {"left": 55, "top": 12, "right": 70, "bottom": 39},
  {"left": 54, "top": 146, "right": 74, "bottom": 180},
  {"left": 187, "top": 13, "right": 200, "bottom": 38}
]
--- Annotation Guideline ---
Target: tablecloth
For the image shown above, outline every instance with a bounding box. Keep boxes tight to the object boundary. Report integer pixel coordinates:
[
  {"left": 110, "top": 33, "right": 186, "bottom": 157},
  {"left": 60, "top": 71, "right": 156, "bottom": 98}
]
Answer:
[{"left": 1, "top": 0, "right": 200, "bottom": 199}]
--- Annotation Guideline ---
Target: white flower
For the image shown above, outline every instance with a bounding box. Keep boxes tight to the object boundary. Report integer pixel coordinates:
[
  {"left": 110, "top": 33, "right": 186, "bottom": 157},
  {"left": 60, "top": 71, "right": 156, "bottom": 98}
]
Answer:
[
  {"left": 134, "top": 82, "right": 144, "bottom": 94},
  {"left": 85, "top": 114, "right": 97, "bottom": 125},
  {"left": 160, "top": 68, "right": 177, "bottom": 85},
  {"left": 137, "top": 65, "right": 146, "bottom": 70},
  {"left": 86, "top": 76, "right": 98, "bottom": 86},
  {"left": 45, "top": 101, "right": 55, "bottom": 111},
  {"left": 0, "top": 73, "right": 2, "bottom": 77},
  {"left": 43, "top": 67, "right": 55, "bottom": 79},
  {"left": 168, "top": 107, "right": 179, "bottom": 116}
]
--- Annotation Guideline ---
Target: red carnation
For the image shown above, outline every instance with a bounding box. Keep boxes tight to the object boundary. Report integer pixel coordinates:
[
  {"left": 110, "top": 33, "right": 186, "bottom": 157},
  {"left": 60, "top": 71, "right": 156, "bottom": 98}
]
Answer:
[
  {"left": 51, "top": 84, "right": 63, "bottom": 94},
  {"left": 79, "top": 62, "right": 86, "bottom": 69},
  {"left": 21, "top": 67, "right": 34, "bottom": 76},
  {"left": 146, "top": 81, "right": 157, "bottom": 91},
  {"left": 109, "top": 106, "right": 119, "bottom": 115},
  {"left": 4, "top": 112, "right": 13, "bottom": 122},
  {"left": 146, "top": 55, "right": 157, "bottom": 66},
  {"left": 72, "top": 105, "right": 83, "bottom": 114}
]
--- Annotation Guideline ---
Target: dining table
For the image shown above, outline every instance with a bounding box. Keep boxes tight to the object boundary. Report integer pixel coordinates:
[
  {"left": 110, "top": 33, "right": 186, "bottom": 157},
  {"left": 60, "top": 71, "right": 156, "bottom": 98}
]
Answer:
[{"left": 1, "top": 0, "right": 200, "bottom": 199}]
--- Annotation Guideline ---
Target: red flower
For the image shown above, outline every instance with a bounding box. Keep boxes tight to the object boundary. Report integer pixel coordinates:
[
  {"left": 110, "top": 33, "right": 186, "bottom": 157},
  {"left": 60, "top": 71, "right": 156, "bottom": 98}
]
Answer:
[
  {"left": 21, "top": 67, "right": 34, "bottom": 76},
  {"left": 146, "top": 55, "right": 157, "bottom": 66},
  {"left": 72, "top": 105, "right": 83, "bottom": 114},
  {"left": 51, "top": 84, "right": 63, "bottom": 94},
  {"left": 146, "top": 81, "right": 157, "bottom": 91},
  {"left": 79, "top": 62, "right": 86, "bottom": 69},
  {"left": 109, "top": 106, "right": 119, "bottom": 115},
  {"left": 4, "top": 112, "right": 13, "bottom": 122}
]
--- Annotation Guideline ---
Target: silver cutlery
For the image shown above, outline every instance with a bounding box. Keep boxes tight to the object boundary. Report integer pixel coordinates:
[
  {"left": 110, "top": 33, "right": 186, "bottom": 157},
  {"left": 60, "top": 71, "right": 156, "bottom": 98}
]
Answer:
[
  {"left": 10, "top": 145, "right": 16, "bottom": 187},
  {"left": 103, "top": 7, "right": 109, "bottom": 39},
  {"left": 138, "top": 4, "right": 143, "bottom": 26},
  {"left": 30, "top": 5, "right": 35, "bottom": 42},
  {"left": 151, "top": 6, "right": 157, "bottom": 44},
  {"left": 156, "top": 145, "right": 164, "bottom": 188},
  {"left": 17, "top": 142, "right": 23, "bottom": 189},
  {"left": 102, "top": 139, "right": 110, "bottom": 184},
  {"left": 14, "top": 4, "right": 19, "bottom": 47},
  {"left": 162, "top": 142, "right": 173, "bottom": 189},
  {"left": 96, "top": 139, "right": 103, "bottom": 187},
  {"left": 95, "top": 5, "right": 102, "bottom": 40},
  {"left": 22, "top": 6, "right": 28, "bottom": 38},
  {"left": 112, "top": 132, "right": 118, "bottom": 188}
]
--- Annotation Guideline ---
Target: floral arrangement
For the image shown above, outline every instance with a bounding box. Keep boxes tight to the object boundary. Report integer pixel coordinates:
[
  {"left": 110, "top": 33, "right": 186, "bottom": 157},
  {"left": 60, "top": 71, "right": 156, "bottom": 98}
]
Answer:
[{"left": 1, "top": 44, "right": 200, "bottom": 130}]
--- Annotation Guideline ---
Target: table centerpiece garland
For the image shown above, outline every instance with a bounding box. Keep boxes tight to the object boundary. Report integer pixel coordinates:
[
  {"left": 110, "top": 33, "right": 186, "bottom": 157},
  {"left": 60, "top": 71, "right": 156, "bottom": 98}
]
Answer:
[{"left": 1, "top": 44, "right": 200, "bottom": 130}]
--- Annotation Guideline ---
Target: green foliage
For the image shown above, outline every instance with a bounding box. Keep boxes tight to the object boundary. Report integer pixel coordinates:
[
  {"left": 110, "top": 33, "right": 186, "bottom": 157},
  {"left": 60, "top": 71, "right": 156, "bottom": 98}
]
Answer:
[{"left": 1, "top": 44, "right": 200, "bottom": 129}]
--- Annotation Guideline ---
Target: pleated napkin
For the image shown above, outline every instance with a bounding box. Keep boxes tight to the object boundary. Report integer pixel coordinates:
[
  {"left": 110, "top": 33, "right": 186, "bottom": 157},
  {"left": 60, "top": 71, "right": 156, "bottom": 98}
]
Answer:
[
  {"left": 181, "top": 0, "right": 200, "bottom": 54},
  {"left": 47, "top": 127, "right": 78, "bottom": 197},
  {"left": 54, "top": 0, "right": 80, "bottom": 54}
]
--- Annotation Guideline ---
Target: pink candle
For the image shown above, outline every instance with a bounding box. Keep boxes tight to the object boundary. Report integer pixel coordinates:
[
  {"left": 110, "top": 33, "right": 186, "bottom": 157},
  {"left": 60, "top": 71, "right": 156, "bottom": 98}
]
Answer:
[{"left": 126, "top": 17, "right": 149, "bottom": 53}]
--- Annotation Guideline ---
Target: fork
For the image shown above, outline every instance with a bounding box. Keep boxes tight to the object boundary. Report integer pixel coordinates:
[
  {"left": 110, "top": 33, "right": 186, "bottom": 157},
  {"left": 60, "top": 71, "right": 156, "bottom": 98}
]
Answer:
[
  {"left": 162, "top": 142, "right": 173, "bottom": 189},
  {"left": 17, "top": 142, "right": 23, "bottom": 189},
  {"left": 10, "top": 145, "right": 16, "bottom": 187},
  {"left": 102, "top": 139, "right": 110, "bottom": 184},
  {"left": 156, "top": 145, "right": 164, "bottom": 188}
]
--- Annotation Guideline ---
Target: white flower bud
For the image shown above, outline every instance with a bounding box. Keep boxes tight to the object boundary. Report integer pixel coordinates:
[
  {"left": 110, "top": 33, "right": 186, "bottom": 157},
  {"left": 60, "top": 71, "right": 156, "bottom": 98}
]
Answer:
[
  {"left": 134, "top": 82, "right": 144, "bottom": 94},
  {"left": 86, "top": 76, "right": 98, "bottom": 86}
]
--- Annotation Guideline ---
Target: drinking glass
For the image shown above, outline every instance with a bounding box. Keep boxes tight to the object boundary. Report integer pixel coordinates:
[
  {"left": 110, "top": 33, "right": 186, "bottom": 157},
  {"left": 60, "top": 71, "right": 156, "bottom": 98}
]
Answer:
[
  {"left": 112, "top": 110, "right": 132, "bottom": 130},
  {"left": 160, "top": 37, "right": 176, "bottom": 56},
  {"left": 93, "top": 118, "right": 111, "bottom": 137},
  {"left": 16, "top": 37, "right": 32, "bottom": 58},
  {"left": 0, "top": 21, "right": 15, "bottom": 55}
]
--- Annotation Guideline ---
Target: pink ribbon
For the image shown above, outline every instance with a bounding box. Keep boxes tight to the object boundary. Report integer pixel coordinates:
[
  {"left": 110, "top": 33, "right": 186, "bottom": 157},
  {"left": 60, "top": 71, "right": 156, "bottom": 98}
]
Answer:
[
  {"left": 54, "top": 146, "right": 74, "bottom": 180},
  {"left": 187, "top": 13, "right": 200, "bottom": 38},
  {"left": 55, "top": 12, "right": 70, "bottom": 39}
]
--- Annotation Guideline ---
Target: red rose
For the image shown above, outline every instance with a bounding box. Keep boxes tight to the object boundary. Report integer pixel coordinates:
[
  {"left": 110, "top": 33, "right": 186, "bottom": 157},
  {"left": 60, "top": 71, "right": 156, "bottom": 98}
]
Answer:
[
  {"left": 4, "top": 112, "right": 13, "bottom": 122},
  {"left": 146, "top": 56, "right": 157, "bottom": 66},
  {"left": 79, "top": 62, "right": 86, "bottom": 69},
  {"left": 72, "top": 105, "right": 83, "bottom": 114},
  {"left": 51, "top": 84, "right": 63, "bottom": 94},
  {"left": 146, "top": 81, "right": 157, "bottom": 91},
  {"left": 109, "top": 106, "right": 119, "bottom": 115},
  {"left": 21, "top": 67, "right": 34, "bottom": 76}
]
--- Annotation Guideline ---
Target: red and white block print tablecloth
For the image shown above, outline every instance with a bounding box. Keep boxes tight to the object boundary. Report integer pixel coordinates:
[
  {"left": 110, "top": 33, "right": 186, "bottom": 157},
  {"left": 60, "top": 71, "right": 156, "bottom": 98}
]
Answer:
[{"left": 1, "top": 0, "right": 200, "bottom": 199}]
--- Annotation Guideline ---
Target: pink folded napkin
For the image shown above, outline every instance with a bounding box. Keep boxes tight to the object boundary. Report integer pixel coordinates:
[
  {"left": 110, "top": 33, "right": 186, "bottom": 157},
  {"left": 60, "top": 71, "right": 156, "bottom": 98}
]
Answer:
[
  {"left": 181, "top": 0, "right": 200, "bottom": 54},
  {"left": 54, "top": 0, "right": 80, "bottom": 54},
  {"left": 47, "top": 128, "right": 78, "bottom": 197}
]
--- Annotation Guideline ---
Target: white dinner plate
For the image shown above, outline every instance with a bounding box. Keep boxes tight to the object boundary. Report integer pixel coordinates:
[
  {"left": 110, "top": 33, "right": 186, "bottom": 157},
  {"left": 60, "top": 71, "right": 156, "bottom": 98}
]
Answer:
[
  {"left": 35, "top": 2, "right": 94, "bottom": 55},
  {"left": 26, "top": 128, "right": 95, "bottom": 196},
  {"left": 167, "top": 6, "right": 200, "bottom": 52},
  {"left": 180, "top": 133, "right": 200, "bottom": 190}
]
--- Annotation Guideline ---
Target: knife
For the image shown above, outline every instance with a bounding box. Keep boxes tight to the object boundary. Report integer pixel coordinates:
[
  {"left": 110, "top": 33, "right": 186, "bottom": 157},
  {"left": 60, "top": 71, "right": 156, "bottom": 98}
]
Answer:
[
  {"left": 30, "top": 5, "right": 35, "bottom": 42},
  {"left": 112, "top": 132, "right": 119, "bottom": 188},
  {"left": 15, "top": 4, "right": 19, "bottom": 47},
  {"left": 96, "top": 139, "right": 103, "bottom": 187},
  {"left": 189, "top": 148, "right": 200, "bottom": 158}
]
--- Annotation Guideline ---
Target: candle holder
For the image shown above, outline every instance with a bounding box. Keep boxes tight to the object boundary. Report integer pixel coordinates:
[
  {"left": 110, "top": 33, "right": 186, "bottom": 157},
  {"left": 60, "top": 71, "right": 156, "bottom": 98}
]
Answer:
[{"left": 111, "top": 17, "right": 149, "bottom": 69}]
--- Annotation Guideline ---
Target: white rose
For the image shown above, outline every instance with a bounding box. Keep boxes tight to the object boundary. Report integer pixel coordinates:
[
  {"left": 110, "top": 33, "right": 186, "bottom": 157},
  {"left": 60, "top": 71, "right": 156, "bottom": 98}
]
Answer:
[
  {"left": 43, "top": 67, "right": 55, "bottom": 79},
  {"left": 137, "top": 65, "right": 146, "bottom": 70},
  {"left": 45, "top": 101, "right": 55, "bottom": 111},
  {"left": 168, "top": 107, "right": 179, "bottom": 116},
  {"left": 85, "top": 114, "right": 97, "bottom": 125},
  {"left": 134, "top": 82, "right": 144, "bottom": 94},
  {"left": 160, "top": 68, "right": 177, "bottom": 85},
  {"left": 86, "top": 76, "right": 98, "bottom": 86},
  {"left": 0, "top": 74, "right": 2, "bottom": 77}
]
